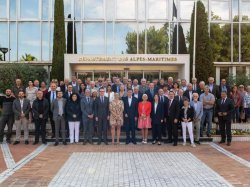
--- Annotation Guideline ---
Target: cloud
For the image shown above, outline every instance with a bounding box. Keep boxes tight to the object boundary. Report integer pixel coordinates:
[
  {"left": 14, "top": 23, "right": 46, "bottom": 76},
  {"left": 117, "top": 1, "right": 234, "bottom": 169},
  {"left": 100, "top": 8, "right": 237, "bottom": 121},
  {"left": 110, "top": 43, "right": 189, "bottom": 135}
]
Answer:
[
  {"left": 211, "top": 1, "right": 229, "bottom": 20},
  {"left": 148, "top": 0, "right": 167, "bottom": 19},
  {"left": 84, "top": 0, "right": 104, "bottom": 18},
  {"left": 117, "top": 0, "right": 136, "bottom": 19}
]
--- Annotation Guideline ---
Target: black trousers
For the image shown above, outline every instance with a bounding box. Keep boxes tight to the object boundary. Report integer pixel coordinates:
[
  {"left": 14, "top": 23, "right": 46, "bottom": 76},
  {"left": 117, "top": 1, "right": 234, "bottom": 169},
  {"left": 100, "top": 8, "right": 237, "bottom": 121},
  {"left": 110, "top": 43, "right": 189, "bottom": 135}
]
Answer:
[
  {"left": 0, "top": 114, "right": 14, "bottom": 142},
  {"left": 97, "top": 117, "right": 108, "bottom": 143},
  {"left": 125, "top": 117, "right": 136, "bottom": 143},
  {"left": 49, "top": 111, "right": 55, "bottom": 136},
  {"left": 161, "top": 120, "right": 167, "bottom": 137},
  {"left": 167, "top": 117, "right": 178, "bottom": 143},
  {"left": 34, "top": 119, "right": 46, "bottom": 143},
  {"left": 152, "top": 122, "right": 162, "bottom": 141},
  {"left": 218, "top": 117, "right": 232, "bottom": 142}
]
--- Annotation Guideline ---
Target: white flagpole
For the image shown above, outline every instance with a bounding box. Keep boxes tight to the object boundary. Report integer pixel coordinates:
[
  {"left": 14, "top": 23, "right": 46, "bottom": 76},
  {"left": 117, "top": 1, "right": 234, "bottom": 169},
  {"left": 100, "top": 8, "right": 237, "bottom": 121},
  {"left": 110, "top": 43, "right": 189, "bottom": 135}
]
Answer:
[{"left": 192, "top": 0, "right": 198, "bottom": 78}]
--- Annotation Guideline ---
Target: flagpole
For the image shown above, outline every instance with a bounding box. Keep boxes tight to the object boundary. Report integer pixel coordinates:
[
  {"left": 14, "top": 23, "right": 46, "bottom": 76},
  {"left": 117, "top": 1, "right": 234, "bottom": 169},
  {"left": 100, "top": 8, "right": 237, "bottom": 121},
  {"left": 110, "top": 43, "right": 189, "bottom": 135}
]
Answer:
[{"left": 192, "top": 0, "right": 197, "bottom": 78}]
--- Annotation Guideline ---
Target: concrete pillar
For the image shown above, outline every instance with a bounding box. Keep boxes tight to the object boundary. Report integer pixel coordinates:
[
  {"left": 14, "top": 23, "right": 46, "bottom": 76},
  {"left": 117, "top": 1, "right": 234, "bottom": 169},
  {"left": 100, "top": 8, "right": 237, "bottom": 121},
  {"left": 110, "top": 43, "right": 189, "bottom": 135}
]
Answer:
[
  {"left": 246, "top": 66, "right": 250, "bottom": 76},
  {"left": 216, "top": 66, "right": 220, "bottom": 85}
]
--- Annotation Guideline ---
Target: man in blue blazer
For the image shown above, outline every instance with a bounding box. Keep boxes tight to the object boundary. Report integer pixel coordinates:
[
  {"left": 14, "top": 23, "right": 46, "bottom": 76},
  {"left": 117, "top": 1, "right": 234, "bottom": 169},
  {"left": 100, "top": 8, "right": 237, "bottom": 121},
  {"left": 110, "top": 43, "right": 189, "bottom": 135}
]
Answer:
[
  {"left": 145, "top": 83, "right": 157, "bottom": 103},
  {"left": 190, "top": 93, "right": 203, "bottom": 144},
  {"left": 123, "top": 89, "right": 138, "bottom": 144}
]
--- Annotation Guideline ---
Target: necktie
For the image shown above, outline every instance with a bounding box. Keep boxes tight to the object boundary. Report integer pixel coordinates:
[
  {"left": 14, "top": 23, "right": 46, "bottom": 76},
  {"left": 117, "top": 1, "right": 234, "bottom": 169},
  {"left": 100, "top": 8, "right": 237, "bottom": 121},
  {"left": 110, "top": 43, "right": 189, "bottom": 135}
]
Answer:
[
  {"left": 169, "top": 99, "right": 172, "bottom": 109},
  {"left": 87, "top": 97, "right": 90, "bottom": 103},
  {"left": 52, "top": 92, "right": 55, "bottom": 100},
  {"left": 221, "top": 99, "right": 224, "bottom": 104},
  {"left": 161, "top": 96, "right": 163, "bottom": 102},
  {"left": 102, "top": 97, "right": 104, "bottom": 103}
]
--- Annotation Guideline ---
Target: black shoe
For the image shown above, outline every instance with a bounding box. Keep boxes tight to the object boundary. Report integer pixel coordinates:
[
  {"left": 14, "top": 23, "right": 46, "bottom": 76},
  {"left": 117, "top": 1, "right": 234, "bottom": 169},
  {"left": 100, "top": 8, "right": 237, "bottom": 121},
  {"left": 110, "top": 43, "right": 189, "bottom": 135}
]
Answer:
[
  {"left": 63, "top": 141, "right": 67, "bottom": 145},
  {"left": 104, "top": 142, "right": 108, "bottom": 145},
  {"left": 158, "top": 142, "right": 161, "bottom": 145},
  {"left": 13, "top": 141, "right": 20, "bottom": 145},
  {"left": 126, "top": 141, "right": 130, "bottom": 145},
  {"left": 152, "top": 140, "right": 156, "bottom": 144},
  {"left": 6, "top": 139, "right": 11, "bottom": 144},
  {"left": 89, "top": 141, "right": 93, "bottom": 145},
  {"left": 207, "top": 133, "right": 211, "bottom": 137},
  {"left": 219, "top": 140, "right": 225, "bottom": 144},
  {"left": 167, "top": 140, "right": 173, "bottom": 143},
  {"left": 25, "top": 140, "right": 29, "bottom": 145},
  {"left": 194, "top": 141, "right": 200, "bottom": 145},
  {"left": 97, "top": 142, "right": 101, "bottom": 145},
  {"left": 54, "top": 142, "right": 59, "bottom": 146},
  {"left": 83, "top": 141, "right": 87, "bottom": 145},
  {"left": 33, "top": 142, "right": 38, "bottom": 145},
  {"left": 42, "top": 141, "right": 47, "bottom": 145},
  {"left": 173, "top": 142, "right": 177, "bottom": 146},
  {"left": 133, "top": 141, "right": 137, "bottom": 145},
  {"left": 227, "top": 142, "right": 231, "bottom": 146}
]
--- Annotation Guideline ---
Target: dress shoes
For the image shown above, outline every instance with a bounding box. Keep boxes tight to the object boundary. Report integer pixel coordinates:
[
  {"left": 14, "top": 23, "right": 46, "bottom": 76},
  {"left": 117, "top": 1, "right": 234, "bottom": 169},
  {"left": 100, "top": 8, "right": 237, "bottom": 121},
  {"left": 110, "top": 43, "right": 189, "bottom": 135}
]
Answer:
[{"left": 13, "top": 141, "right": 20, "bottom": 145}]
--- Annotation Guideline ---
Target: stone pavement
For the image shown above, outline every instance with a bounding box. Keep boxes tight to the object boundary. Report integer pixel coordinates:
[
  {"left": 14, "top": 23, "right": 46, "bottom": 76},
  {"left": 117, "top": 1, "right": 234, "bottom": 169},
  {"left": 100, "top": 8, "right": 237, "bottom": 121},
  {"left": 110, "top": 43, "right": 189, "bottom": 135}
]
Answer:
[{"left": 0, "top": 142, "right": 249, "bottom": 186}]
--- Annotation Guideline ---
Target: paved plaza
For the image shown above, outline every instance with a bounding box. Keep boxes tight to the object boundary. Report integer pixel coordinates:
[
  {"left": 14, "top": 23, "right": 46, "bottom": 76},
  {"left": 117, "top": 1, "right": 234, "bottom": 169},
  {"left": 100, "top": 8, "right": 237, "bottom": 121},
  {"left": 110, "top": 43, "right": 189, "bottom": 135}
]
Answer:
[{"left": 0, "top": 142, "right": 250, "bottom": 186}]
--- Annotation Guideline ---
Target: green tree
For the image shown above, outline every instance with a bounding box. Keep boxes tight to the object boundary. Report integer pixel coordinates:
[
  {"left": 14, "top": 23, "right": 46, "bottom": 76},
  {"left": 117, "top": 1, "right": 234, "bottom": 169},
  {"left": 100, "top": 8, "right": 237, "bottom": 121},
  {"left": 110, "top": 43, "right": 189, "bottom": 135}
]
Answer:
[
  {"left": 172, "top": 24, "right": 187, "bottom": 54},
  {"left": 189, "top": 1, "right": 214, "bottom": 81},
  {"left": 21, "top": 53, "right": 37, "bottom": 61},
  {"left": 52, "top": 0, "right": 66, "bottom": 81},
  {"left": 67, "top": 14, "right": 77, "bottom": 54}
]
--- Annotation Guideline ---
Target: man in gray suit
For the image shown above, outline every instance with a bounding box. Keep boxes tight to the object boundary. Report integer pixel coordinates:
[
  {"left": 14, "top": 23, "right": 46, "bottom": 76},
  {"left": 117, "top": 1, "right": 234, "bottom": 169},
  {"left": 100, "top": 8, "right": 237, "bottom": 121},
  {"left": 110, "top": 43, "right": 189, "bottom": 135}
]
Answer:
[
  {"left": 190, "top": 93, "right": 203, "bottom": 144},
  {"left": 12, "top": 91, "right": 31, "bottom": 145},
  {"left": 51, "top": 91, "right": 67, "bottom": 146},
  {"left": 95, "top": 87, "right": 109, "bottom": 145},
  {"left": 81, "top": 89, "right": 94, "bottom": 145}
]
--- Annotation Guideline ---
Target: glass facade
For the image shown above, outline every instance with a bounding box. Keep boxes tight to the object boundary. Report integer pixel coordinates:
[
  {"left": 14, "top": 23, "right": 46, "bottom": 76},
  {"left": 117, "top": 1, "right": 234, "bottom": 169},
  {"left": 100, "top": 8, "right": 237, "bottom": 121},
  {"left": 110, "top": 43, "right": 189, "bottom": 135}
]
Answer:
[{"left": 0, "top": 0, "right": 249, "bottom": 63}]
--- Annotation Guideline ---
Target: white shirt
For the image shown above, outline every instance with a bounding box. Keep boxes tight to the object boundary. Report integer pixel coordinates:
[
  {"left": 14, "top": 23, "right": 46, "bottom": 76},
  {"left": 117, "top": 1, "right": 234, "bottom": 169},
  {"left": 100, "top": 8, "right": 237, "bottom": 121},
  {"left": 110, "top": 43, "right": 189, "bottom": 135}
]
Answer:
[
  {"left": 189, "top": 91, "right": 193, "bottom": 101},
  {"left": 20, "top": 99, "right": 24, "bottom": 113},
  {"left": 128, "top": 97, "right": 132, "bottom": 106},
  {"left": 154, "top": 103, "right": 158, "bottom": 113},
  {"left": 193, "top": 101, "right": 198, "bottom": 111},
  {"left": 133, "top": 93, "right": 138, "bottom": 99}
]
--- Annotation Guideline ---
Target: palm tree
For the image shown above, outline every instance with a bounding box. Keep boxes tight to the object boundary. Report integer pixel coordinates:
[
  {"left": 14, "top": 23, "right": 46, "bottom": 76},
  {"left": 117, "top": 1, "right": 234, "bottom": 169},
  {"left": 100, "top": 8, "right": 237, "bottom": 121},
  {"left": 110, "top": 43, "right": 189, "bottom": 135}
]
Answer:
[{"left": 21, "top": 53, "right": 37, "bottom": 61}]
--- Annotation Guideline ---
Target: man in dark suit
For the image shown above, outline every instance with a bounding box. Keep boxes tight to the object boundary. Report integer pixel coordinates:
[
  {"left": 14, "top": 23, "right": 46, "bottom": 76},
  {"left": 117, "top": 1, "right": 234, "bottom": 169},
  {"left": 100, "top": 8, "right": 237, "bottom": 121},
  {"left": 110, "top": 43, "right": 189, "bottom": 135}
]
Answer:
[
  {"left": 167, "top": 91, "right": 180, "bottom": 146},
  {"left": 191, "top": 77, "right": 199, "bottom": 92},
  {"left": 175, "top": 89, "right": 184, "bottom": 109},
  {"left": 95, "top": 87, "right": 109, "bottom": 145},
  {"left": 183, "top": 83, "right": 197, "bottom": 102},
  {"left": 219, "top": 79, "right": 231, "bottom": 98},
  {"left": 208, "top": 77, "right": 220, "bottom": 99},
  {"left": 60, "top": 78, "right": 70, "bottom": 93},
  {"left": 63, "top": 84, "right": 74, "bottom": 100},
  {"left": 158, "top": 89, "right": 169, "bottom": 137},
  {"left": 123, "top": 89, "right": 138, "bottom": 144},
  {"left": 45, "top": 82, "right": 58, "bottom": 138},
  {"left": 216, "top": 91, "right": 234, "bottom": 146},
  {"left": 197, "top": 81, "right": 205, "bottom": 96},
  {"left": 112, "top": 78, "right": 121, "bottom": 93},
  {"left": 81, "top": 89, "right": 95, "bottom": 144},
  {"left": 132, "top": 86, "right": 142, "bottom": 102},
  {"left": 145, "top": 83, "right": 157, "bottom": 103}
]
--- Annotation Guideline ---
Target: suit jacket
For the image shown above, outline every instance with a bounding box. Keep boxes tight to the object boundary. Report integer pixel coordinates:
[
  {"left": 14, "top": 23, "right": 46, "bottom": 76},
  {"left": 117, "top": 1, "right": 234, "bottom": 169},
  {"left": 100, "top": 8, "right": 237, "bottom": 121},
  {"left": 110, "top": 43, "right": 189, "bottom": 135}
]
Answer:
[
  {"left": 190, "top": 101, "right": 203, "bottom": 120},
  {"left": 219, "top": 85, "right": 231, "bottom": 98},
  {"left": 45, "top": 91, "right": 58, "bottom": 110},
  {"left": 159, "top": 95, "right": 169, "bottom": 118},
  {"left": 208, "top": 84, "right": 219, "bottom": 99},
  {"left": 151, "top": 102, "right": 164, "bottom": 124},
  {"left": 197, "top": 88, "right": 205, "bottom": 96},
  {"left": 167, "top": 99, "right": 179, "bottom": 119},
  {"left": 60, "top": 85, "right": 68, "bottom": 93},
  {"left": 63, "top": 91, "right": 75, "bottom": 100},
  {"left": 65, "top": 100, "right": 81, "bottom": 121},
  {"left": 145, "top": 89, "right": 157, "bottom": 102},
  {"left": 123, "top": 96, "right": 138, "bottom": 119},
  {"left": 94, "top": 96, "right": 109, "bottom": 118},
  {"left": 112, "top": 84, "right": 120, "bottom": 93},
  {"left": 132, "top": 93, "right": 143, "bottom": 102},
  {"left": 51, "top": 98, "right": 67, "bottom": 120},
  {"left": 179, "top": 106, "right": 195, "bottom": 122},
  {"left": 174, "top": 95, "right": 184, "bottom": 109},
  {"left": 80, "top": 96, "right": 95, "bottom": 124},
  {"left": 183, "top": 90, "right": 197, "bottom": 101},
  {"left": 12, "top": 98, "right": 31, "bottom": 120},
  {"left": 32, "top": 98, "right": 49, "bottom": 120},
  {"left": 215, "top": 98, "right": 234, "bottom": 120}
]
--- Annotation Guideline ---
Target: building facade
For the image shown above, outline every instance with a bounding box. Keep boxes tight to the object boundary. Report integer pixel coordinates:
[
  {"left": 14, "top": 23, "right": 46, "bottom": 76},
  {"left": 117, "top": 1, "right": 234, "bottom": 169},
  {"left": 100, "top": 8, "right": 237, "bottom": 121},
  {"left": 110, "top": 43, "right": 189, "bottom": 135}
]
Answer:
[{"left": 0, "top": 0, "right": 250, "bottom": 83}]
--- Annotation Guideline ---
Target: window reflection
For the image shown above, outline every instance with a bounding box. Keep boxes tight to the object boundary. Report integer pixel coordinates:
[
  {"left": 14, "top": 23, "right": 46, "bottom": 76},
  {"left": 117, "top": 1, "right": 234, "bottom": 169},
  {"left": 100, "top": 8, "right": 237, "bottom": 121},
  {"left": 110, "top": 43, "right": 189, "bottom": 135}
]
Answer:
[
  {"left": 242, "top": 1, "right": 250, "bottom": 21},
  {"left": 83, "top": 22, "right": 105, "bottom": 54},
  {"left": 42, "top": 22, "right": 50, "bottom": 61},
  {"left": 106, "top": 0, "right": 114, "bottom": 20},
  {"left": 241, "top": 24, "right": 250, "bottom": 62},
  {"left": 64, "top": 0, "right": 71, "bottom": 18},
  {"left": 233, "top": 23, "right": 239, "bottom": 62},
  {"left": 232, "top": 0, "right": 238, "bottom": 21},
  {"left": 10, "top": 22, "right": 17, "bottom": 61},
  {"left": 20, "top": 0, "right": 39, "bottom": 18},
  {"left": 0, "top": 23, "right": 8, "bottom": 60},
  {"left": 178, "top": 23, "right": 189, "bottom": 54},
  {"left": 211, "top": 0, "right": 229, "bottom": 21},
  {"left": 50, "top": 23, "right": 54, "bottom": 60},
  {"left": 180, "top": 0, "right": 194, "bottom": 20},
  {"left": 18, "top": 22, "right": 41, "bottom": 60},
  {"left": 74, "top": 0, "right": 82, "bottom": 20},
  {"left": 106, "top": 22, "right": 114, "bottom": 54},
  {"left": 138, "top": 23, "right": 146, "bottom": 54},
  {"left": 138, "top": 0, "right": 145, "bottom": 20},
  {"left": 75, "top": 22, "right": 82, "bottom": 54},
  {"left": 148, "top": 0, "right": 168, "bottom": 19},
  {"left": 115, "top": 22, "right": 137, "bottom": 54},
  {"left": 42, "top": 0, "right": 49, "bottom": 20},
  {"left": 117, "top": 0, "right": 136, "bottom": 19},
  {"left": 10, "top": 0, "right": 16, "bottom": 19},
  {"left": 84, "top": 0, "right": 104, "bottom": 19},
  {"left": 0, "top": 0, "right": 7, "bottom": 18}
]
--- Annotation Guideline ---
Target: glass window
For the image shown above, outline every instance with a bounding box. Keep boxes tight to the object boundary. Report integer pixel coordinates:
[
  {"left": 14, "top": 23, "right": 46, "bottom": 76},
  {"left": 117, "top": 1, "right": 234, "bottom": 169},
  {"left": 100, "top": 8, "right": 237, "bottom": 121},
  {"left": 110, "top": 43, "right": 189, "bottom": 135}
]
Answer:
[
  {"left": 241, "top": 24, "right": 250, "bottom": 62},
  {"left": 0, "top": 23, "right": 8, "bottom": 61},
  {"left": 106, "top": 22, "right": 114, "bottom": 54},
  {"left": 146, "top": 23, "right": 169, "bottom": 54},
  {"left": 84, "top": 0, "right": 104, "bottom": 19},
  {"left": 10, "top": 0, "right": 17, "bottom": 19},
  {"left": 242, "top": 1, "right": 250, "bottom": 21},
  {"left": 138, "top": 0, "right": 145, "bottom": 20},
  {"left": 138, "top": 23, "right": 146, "bottom": 54},
  {"left": 200, "top": 0, "right": 208, "bottom": 12},
  {"left": 20, "top": 0, "right": 39, "bottom": 19},
  {"left": 114, "top": 22, "right": 137, "bottom": 54},
  {"left": 10, "top": 22, "right": 17, "bottom": 61},
  {"left": 210, "top": 23, "right": 231, "bottom": 62},
  {"left": 74, "top": 0, "right": 82, "bottom": 20},
  {"left": 211, "top": 0, "right": 230, "bottom": 21},
  {"left": 148, "top": 0, "right": 168, "bottom": 19},
  {"left": 75, "top": 22, "right": 82, "bottom": 54},
  {"left": 18, "top": 22, "right": 41, "bottom": 61},
  {"left": 106, "top": 0, "right": 115, "bottom": 20},
  {"left": 51, "top": 0, "right": 55, "bottom": 19},
  {"left": 232, "top": 0, "right": 238, "bottom": 21},
  {"left": 50, "top": 22, "right": 54, "bottom": 60},
  {"left": 117, "top": 0, "right": 136, "bottom": 19},
  {"left": 42, "top": 22, "right": 49, "bottom": 61},
  {"left": 128, "top": 71, "right": 143, "bottom": 80},
  {"left": 144, "top": 71, "right": 160, "bottom": 80},
  {"left": 42, "top": 0, "right": 49, "bottom": 20},
  {"left": 161, "top": 72, "right": 178, "bottom": 80},
  {"left": 180, "top": 0, "right": 194, "bottom": 20},
  {"left": 94, "top": 71, "right": 109, "bottom": 80},
  {"left": 64, "top": 0, "right": 72, "bottom": 18},
  {"left": 0, "top": 0, "right": 7, "bottom": 18},
  {"left": 178, "top": 23, "right": 189, "bottom": 54},
  {"left": 83, "top": 22, "right": 105, "bottom": 54},
  {"left": 233, "top": 23, "right": 239, "bottom": 62}
]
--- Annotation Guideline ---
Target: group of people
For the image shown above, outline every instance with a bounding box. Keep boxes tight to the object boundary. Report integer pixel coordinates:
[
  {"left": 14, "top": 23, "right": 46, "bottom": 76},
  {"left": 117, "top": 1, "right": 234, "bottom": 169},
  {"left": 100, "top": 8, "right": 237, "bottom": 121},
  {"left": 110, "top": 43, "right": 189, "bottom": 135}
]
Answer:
[{"left": 0, "top": 75, "right": 248, "bottom": 147}]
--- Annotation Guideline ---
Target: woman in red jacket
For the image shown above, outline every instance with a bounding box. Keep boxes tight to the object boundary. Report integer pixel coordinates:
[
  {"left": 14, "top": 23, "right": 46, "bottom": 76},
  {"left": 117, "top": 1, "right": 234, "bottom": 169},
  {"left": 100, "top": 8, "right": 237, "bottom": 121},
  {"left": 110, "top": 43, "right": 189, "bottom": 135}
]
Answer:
[{"left": 138, "top": 94, "right": 152, "bottom": 144}]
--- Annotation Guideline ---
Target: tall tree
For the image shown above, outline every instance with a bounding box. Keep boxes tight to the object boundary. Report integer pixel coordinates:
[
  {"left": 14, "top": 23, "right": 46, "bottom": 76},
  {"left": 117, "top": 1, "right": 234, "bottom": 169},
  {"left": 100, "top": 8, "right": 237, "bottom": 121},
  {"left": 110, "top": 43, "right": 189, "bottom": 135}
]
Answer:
[
  {"left": 67, "top": 14, "right": 77, "bottom": 54},
  {"left": 172, "top": 24, "right": 187, "bottom": 54},
  {"left": 52, "top": 0, "right": 66, "bottom": 81},
  {"left": 189, "top": 1, "right": 214, "bottom": 81}
]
